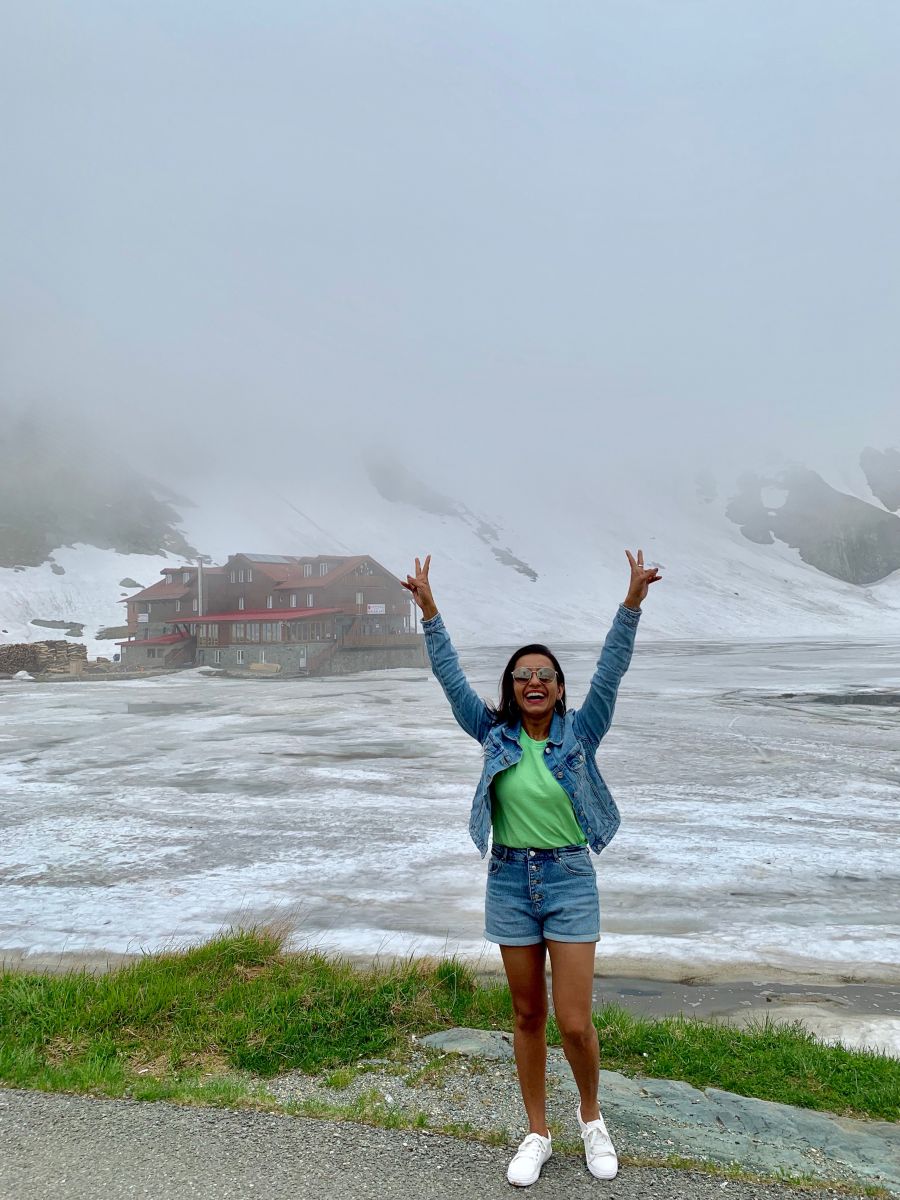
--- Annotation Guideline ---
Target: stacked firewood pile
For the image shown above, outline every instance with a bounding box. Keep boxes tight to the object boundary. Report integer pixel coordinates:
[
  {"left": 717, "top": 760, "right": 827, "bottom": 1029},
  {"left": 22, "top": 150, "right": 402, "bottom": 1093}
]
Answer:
[{"left": 0, "top": 641, "right": 88, "bottom": 675}]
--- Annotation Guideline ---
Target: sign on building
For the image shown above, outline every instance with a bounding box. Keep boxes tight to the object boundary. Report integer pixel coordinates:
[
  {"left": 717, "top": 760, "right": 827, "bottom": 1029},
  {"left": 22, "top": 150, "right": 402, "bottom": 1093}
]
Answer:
[{"left": 366, "top": 603, "right": 386, "bottom": 615}]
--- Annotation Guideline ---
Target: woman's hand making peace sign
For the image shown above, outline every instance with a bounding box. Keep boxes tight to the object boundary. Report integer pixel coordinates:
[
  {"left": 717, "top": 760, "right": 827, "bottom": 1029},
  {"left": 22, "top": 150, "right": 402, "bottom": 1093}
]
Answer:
[
  {"left": 401, "top": 555, "right": 439, "bottom": 621},
  {"left": 624, "top": 549, "right": 661, "bottom": 610}
]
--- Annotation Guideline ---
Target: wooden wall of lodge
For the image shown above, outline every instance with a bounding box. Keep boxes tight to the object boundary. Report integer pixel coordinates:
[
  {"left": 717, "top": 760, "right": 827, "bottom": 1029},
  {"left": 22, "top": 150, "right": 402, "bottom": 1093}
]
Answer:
[
  {"left": 125, "top": 566, "right": 412, "bottom": 637},
  {"left": 195, "top": 617, "right": 338, "bottom": 647}
]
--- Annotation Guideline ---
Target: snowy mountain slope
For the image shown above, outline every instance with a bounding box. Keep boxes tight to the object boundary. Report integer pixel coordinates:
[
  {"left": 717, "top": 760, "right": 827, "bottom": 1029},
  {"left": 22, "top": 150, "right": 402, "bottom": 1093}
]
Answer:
[
  {"left": 182, "top": 463, "right": 900, "bottom": 644},
  {"left": 0, "top": 545, "right": 192, "bottom": 658},
  {"left": 2, "top": 453, "right": 900, "bottom": 657}
]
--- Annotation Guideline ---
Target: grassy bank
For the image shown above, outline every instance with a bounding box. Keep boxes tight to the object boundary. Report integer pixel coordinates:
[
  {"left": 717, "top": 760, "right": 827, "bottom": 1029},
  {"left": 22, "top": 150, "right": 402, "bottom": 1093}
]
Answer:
[{"left": 1, "top": 927, "right": 897, "bottom": 1122}]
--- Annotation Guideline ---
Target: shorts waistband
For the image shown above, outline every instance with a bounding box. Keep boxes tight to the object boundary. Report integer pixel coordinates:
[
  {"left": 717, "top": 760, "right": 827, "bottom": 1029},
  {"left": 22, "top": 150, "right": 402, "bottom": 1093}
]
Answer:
[{"left": 491, "top": 843, "right": 587, "bottom": 862}]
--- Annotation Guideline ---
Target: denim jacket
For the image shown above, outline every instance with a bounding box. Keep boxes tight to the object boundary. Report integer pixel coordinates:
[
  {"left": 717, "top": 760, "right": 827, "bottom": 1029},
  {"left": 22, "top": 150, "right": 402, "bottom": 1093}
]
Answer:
[{"left": 422, "top": 604, "right": 641, "bottom": 856}]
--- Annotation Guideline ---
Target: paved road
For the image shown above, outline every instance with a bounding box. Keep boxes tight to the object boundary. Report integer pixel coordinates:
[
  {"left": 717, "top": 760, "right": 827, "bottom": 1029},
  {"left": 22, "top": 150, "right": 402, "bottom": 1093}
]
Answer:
[{"left": 0, "top": 1088, "right": 874, "bottom": 1200}]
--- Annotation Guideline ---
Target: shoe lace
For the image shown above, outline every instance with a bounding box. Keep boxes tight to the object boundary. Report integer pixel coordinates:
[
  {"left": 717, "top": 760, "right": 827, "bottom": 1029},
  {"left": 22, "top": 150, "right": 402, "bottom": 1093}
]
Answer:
[
  {"left": 583, "top": 1122, "right": 614, "bottom": 1157},
  {"left": 516, "top": 1134, "right": 548, "bottom": 1162}
]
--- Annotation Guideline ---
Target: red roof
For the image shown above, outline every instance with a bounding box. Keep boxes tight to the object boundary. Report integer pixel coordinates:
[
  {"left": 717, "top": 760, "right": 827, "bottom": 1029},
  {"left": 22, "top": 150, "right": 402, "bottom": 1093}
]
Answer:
[
  {"left": 228, "top": 556, "right": 303, "bottom": 581},
  {"left": 116, "top": 634, "right": 191, "bottom": 647},
  {"left": 122, "top": 581, "right": 189, "bottom": 602},
  {"left": 273, "top": 559, "right": 371, "bottom": 590},
  {"left": 181, "top": 607, "right": 342, "bottom": 623},
  {"left": 158, "top": 566, "right": 226, "bottom": 577}
]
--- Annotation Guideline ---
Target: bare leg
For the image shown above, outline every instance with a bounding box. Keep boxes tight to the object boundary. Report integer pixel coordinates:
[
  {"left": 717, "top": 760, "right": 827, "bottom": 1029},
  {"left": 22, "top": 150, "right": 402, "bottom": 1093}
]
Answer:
[
  {"left": 500, "top": 942, "right": 550, "bottom": 1135},
  {"left": 546, "top": 939, "right": 600, "bottom": 1122}
]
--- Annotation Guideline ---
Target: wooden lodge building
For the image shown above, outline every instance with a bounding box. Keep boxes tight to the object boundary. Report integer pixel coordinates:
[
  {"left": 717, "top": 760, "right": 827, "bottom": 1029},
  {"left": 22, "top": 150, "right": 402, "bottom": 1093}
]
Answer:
[{"left": 118, "top": 553, "right": 425, "bottom": 675}]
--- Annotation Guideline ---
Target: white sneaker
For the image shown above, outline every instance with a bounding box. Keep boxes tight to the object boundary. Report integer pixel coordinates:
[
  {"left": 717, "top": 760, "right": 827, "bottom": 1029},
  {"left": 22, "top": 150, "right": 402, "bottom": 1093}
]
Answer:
[
  {"left": 576, "top": 1105, "right": 618, "bottom": 1180},
  {"left": 506, "top": 1132, "right": 552, "bottom": 1186}
]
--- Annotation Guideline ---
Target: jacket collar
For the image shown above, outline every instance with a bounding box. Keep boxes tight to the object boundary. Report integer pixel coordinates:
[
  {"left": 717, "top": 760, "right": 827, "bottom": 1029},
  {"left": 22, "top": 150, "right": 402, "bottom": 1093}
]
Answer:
[{"left": 500, "top": 711, "right": 565, "bottom": 747}]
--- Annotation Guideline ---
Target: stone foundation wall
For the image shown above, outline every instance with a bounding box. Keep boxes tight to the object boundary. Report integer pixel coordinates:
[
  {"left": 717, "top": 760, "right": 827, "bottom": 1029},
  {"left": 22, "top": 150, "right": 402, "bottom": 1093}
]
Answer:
[
  {"left": 195, "top": 640, "right": 426, "bottom": 676},
  {"left": 328, "top": 643, "right": 427, "bottom": 674}
]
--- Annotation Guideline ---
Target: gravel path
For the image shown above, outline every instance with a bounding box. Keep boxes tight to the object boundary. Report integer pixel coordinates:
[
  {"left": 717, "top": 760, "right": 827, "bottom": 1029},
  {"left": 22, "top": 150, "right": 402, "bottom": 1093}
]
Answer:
[{"left": 0, "top": 1087, "right": 875, "bottom": 1200}]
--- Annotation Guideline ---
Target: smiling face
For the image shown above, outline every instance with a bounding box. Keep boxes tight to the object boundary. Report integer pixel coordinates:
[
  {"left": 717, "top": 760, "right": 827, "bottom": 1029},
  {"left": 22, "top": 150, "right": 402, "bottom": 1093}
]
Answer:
[{"left": 511, "top": 652, "right": 564, "bottom": 724}]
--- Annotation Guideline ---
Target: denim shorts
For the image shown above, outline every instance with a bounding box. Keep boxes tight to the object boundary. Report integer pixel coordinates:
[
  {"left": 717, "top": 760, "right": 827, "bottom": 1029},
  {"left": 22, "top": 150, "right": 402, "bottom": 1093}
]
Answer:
[{"left": 484, "top": 844, "right": 600, "bottom": 946}]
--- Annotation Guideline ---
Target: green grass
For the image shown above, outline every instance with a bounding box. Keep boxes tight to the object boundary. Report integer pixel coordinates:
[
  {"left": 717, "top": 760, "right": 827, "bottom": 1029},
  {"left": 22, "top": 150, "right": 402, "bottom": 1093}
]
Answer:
[{"left": 0, "top": 927, "right": 897, "bottom": 1124}]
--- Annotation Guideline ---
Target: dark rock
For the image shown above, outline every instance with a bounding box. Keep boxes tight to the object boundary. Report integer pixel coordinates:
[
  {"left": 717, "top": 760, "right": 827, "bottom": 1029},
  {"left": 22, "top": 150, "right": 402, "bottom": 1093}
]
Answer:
[
  {"left": 30, "top": 619, "right": 85, "bottom": 637},
  {"left": 860, "top": 446, "right": 900, "bottom": 511},
  {"left": 727, "top": 467, "right": 900, "bottom": 584},
  {"left": 420, "top": 1028, "right": 514, "bottom": 1059},
  {"left": 96, "top": 625, "right": 129, "bottom": 641},
  {"left": 725, "top": 474, "right": 776, "bottom": 544}
]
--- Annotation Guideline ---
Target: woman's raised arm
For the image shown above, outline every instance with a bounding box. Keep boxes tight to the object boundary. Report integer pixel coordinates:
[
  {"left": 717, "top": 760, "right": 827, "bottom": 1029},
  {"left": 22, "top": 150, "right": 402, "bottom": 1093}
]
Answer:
[
  {"left": 403, "top": 555, "right": 492, "bottom": 744},
  {"left": 573, "top": 549, "right": 661, "bottom": 747}
]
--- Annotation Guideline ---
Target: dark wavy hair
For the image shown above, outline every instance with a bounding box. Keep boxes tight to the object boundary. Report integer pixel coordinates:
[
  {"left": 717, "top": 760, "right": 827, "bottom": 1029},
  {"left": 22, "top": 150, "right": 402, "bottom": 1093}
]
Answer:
[{"left": 488, "top": 643, "right": 567, "bottom": 726}]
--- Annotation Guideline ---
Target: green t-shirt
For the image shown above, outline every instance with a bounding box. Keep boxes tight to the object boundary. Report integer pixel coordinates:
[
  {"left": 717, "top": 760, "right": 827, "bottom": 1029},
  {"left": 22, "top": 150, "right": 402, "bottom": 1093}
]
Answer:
[{"left": 490, "top": 732, "right": 587, "bottom": 849}]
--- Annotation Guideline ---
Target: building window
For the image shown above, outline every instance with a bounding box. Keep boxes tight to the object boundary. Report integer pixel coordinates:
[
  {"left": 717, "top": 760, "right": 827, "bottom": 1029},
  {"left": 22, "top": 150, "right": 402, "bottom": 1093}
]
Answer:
[
  {"left": 262, "top": 622, "right": 282, "bottom": 642},
  {"left": 214, "top": 650, "right": 222, "bottom": 664},
  {"left": 192, "top": 598, "right": 198, "bottom": 612},
  {"left": 266, "top": 595, "right": 273, "bottom": 609},
  {"left": 247, "top": 568, "right": 253, "bottom": 582},
  {"left": 230, "top": 570, "right": 236, "bottom": 583},
  {"left": 307, "top": 593, "right": 314, "bottom": 607},
  {"left": 238, "top": 597, "right": 245, "bottom": 611},
  {"left": 259, "top": 650, "right": 266, "bottom": 663},
  {"left": 319, "top": 562, "right": 328, "bottom": 576},
  {"left": 182, "top": 571, "right": 190, "bottom": 584},
  {"left": 247, "top": 622, "right": 260, "bottom": 641},
  {"left": 236, "top": 649, "right": 245, "bottom": 665},
  {"left": 303, "top": 563, "right": 312, "bottom": 577},
  {"left": 233, "top": 623, "right": 244, "bottom": 640},
  {"left": 356, "top": 592, "right": 364, "bottom": 606},
  {"left": 238, "top": 568, "right": 245, "bottom": 583},
  {"left": 175, "top": 599, "right": 182, "bottom": 612},
  {"left": 290, "top": 593, "right": 297, "bottom": 607},
  {"left": 146, "top": 648, "right": 158, "bottom": 659}
]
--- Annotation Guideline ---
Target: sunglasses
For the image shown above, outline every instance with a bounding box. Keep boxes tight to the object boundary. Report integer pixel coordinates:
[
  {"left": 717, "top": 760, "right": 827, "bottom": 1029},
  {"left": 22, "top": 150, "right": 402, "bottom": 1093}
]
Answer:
[{"left": 511, "top": 666, "right": 557, "bottom": 683}]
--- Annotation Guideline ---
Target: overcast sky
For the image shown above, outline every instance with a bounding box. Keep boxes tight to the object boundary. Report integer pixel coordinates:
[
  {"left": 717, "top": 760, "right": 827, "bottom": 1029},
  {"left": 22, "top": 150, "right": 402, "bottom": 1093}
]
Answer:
[{"left": 2, "top": 1, "right": 898, "bottom": 495}]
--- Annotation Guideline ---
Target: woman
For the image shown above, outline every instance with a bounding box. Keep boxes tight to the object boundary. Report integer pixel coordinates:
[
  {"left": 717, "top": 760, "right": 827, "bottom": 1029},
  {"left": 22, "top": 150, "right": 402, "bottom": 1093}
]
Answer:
[{"left": 402, "top": 551, "right": 660, "bottom": 1187}]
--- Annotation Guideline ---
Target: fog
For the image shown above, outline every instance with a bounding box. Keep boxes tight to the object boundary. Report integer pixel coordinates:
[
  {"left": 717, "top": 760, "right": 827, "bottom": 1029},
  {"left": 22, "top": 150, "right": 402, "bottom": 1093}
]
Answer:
[{"left": 2, "top": 1, "right": 899, "bottom": 502}]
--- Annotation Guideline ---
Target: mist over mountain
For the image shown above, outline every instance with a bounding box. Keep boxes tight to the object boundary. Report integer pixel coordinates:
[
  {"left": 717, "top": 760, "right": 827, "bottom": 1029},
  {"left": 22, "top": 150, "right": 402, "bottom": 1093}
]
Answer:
[
  {"left": 2, "top": 426, "right": 899, "bottom": 655},
  {"left": 0, "top": 415, "right": 197, "bottom": 569}
]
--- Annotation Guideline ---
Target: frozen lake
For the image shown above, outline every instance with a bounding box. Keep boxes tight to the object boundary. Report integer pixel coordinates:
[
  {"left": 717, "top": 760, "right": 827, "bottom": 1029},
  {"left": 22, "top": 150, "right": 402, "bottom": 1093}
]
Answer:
[{"left": 2, "top": 636, "right": 899, "bottom": 983}]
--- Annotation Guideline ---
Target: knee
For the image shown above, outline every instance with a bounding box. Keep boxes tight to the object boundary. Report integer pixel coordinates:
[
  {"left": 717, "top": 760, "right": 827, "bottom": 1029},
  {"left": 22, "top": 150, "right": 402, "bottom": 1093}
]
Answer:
[
  {"left": 513, "top": 1004, "right": 548, "bottom": 1035},
  {"left": 556, "top": 1015, "right": 596, "bottom": 1047}
]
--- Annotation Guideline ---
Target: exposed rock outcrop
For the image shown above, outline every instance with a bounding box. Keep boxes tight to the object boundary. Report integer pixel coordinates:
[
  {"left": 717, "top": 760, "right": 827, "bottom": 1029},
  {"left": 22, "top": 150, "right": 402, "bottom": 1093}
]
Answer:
[
  {"left": 860, "top": 446, "right": 900, "bottom": 512},
  {"left": 366, "top": 454, "right": 539, "bottom": 581},
  {"left": 727, "top": 468, "right": 900, "bottom": 585},
  {"left": 0, "top": 414, "right": 197, "bottom": 568}
]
